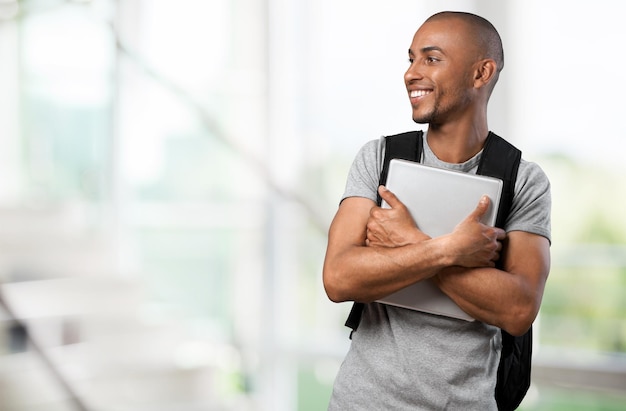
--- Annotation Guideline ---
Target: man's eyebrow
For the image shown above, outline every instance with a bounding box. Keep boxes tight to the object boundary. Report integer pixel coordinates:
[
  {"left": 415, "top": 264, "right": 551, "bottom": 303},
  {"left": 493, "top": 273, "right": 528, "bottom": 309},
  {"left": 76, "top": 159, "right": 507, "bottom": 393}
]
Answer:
[
  {"left": 408, "top": 46, "right": 444, "bottom": 56},
  {"left": 421, "top": 46, "right": 444, "bottom": 53}
]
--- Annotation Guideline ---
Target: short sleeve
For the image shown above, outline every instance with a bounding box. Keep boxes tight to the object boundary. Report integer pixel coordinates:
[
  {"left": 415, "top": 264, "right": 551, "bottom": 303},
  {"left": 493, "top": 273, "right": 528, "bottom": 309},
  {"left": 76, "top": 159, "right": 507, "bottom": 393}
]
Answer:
[
  {"left": 505, "top": 160, "right": 552, "bottom": 243},
  {"left": 341, "top": 138, "right": 385, "bottom": 203}
]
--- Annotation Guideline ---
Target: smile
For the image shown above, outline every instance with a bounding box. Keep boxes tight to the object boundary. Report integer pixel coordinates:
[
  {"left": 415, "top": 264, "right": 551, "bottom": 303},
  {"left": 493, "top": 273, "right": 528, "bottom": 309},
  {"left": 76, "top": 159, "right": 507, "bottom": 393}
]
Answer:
[{"left": 409, "top": 89, "right": 432, "bottom": 98}]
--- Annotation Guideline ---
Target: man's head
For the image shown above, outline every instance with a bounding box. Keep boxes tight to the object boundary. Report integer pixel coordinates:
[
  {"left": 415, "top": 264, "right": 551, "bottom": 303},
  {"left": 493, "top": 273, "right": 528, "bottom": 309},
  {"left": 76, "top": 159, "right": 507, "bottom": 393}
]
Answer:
[
  {"left": 405, "top": 11, "right": 504, "bottom": 126},
  {"left": 426, "top": 11, "right": 504, "bottom": 76}
]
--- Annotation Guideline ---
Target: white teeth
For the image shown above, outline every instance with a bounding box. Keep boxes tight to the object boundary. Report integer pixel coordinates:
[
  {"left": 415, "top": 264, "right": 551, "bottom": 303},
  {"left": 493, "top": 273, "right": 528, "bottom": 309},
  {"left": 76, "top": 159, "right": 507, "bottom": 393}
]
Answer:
[{"left": 410, "top": 90, "right": 431, "bottom": 98}]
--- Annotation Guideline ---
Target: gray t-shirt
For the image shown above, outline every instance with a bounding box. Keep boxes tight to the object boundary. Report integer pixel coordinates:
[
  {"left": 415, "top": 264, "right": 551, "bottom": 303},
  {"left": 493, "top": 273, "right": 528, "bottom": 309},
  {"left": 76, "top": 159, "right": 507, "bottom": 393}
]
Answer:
[{"left": 328, "top": 134, "right": 551, "bottom": 410}]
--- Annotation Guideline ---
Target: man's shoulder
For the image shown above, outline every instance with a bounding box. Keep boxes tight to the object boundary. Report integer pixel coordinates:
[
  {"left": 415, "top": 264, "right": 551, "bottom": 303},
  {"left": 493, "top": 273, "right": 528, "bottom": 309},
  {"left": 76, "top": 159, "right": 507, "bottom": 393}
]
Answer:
[{"left": 518, "top": 159, "right": 550, "bottom": 183}]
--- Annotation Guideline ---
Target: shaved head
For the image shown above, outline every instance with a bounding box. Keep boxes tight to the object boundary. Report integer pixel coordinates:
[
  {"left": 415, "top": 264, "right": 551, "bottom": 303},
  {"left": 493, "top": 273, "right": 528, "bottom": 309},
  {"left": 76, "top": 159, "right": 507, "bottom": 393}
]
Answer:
[{"left": 426, "top": 11, "right": 504, "bottom": 74}]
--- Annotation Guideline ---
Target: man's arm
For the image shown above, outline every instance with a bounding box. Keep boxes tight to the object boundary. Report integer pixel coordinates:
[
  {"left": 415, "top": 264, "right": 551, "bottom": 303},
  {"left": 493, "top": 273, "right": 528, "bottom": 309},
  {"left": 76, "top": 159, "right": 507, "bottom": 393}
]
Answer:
[
  {"left": 433, "top": 231, "right": 550, "bottom": 336},
  {"left": 322, "top": 186, "right": 505, "bottom": 303}
]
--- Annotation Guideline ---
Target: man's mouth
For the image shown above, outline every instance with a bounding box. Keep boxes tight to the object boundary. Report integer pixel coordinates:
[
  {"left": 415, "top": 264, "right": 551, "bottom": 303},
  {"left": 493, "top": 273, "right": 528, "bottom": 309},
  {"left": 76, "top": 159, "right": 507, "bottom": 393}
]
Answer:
[{"left": 409, "top": 89, "right": 432, "bottom": 98}]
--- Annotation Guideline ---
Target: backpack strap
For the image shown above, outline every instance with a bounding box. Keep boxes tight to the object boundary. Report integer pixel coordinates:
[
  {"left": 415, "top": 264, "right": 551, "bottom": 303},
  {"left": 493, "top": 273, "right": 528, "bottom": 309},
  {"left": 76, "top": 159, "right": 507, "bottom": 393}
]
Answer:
[
  {"left": 344, "top": 131, "right": 424, "bottom": 334},
  {"left": 474, "top": 133, "right": 530, "bottom": 411},
  {"left": 376, "top": 131, "right": 424, "bottom": 205},
  {"left": 477, "top": 132, "right": 522, "bottom": 230}
]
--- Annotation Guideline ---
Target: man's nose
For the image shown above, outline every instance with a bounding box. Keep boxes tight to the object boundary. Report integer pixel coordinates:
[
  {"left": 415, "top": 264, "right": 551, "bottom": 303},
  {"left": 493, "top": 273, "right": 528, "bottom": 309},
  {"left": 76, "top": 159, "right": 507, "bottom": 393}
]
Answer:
[{"left": 404, "top": 64, "right": 423, "bottom": 84}]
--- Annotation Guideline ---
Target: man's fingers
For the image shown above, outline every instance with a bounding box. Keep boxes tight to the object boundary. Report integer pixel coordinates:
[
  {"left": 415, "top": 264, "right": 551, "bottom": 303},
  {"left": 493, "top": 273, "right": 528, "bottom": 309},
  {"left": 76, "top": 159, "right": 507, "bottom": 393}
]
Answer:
[
  {"left": 466, "top": 195, "right": 490, "bottom": 221},
  {"left": 378, "top": 185, "right": 402, "bottom": 208}
]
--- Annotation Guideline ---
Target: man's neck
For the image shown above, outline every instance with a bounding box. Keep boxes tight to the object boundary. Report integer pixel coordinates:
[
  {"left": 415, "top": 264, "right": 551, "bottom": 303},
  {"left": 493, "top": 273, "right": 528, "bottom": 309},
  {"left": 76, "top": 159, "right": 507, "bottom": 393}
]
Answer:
[{"left": 425, "top": 122, "right": 489, "bottom": 164}]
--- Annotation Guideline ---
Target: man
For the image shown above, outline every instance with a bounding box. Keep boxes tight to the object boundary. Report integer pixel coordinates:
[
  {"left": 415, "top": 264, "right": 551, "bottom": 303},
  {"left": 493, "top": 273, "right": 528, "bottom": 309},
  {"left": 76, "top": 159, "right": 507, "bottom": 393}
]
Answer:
[{"left": 323, "top": 11, "right": 551, "bottom": 410}]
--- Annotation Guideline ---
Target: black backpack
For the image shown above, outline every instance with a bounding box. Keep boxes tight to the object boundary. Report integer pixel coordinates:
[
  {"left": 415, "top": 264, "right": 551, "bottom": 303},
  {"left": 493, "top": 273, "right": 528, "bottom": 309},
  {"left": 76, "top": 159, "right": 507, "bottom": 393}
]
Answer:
[{"left": 344, "top": 130, "right": 531, "bottom": 411}]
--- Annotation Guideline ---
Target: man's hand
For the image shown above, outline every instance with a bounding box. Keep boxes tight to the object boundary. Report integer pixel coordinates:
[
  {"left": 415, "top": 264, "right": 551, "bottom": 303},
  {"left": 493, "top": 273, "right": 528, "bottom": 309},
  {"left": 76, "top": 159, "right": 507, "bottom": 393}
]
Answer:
[
  {"left": 366, "top": 186, "right": 430, "bottom": 247},
  {"left": 445, "top": 195, "right": 506, "bottom": 268}
]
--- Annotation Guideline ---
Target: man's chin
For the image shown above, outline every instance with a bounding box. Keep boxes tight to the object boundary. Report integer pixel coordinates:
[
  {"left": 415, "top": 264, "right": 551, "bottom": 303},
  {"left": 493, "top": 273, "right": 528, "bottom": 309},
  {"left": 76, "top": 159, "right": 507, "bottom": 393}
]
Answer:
[
  {"left": 411, "top": 109, "right": 432, "bottom": 124},
  {"left": 412, "top": 116, "right": 430, "bottom": 124}
]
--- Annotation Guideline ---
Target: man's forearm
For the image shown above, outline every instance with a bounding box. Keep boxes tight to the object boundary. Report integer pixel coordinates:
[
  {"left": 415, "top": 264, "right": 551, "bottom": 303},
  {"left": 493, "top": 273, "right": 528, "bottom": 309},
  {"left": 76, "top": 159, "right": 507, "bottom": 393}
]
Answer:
[
  {"left": 433, "top": 266, "right": 535, "bottom": 333},
  {"left": 323, "top": 237, "right": 452, "bottom": 303}
]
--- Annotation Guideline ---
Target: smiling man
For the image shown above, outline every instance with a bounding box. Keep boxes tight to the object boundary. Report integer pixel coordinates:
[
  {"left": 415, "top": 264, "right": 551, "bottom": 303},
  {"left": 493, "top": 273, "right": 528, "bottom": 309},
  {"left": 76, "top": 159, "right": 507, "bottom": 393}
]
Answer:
[{"left": 323, "top": 11, "right": 551, "bottom": 410}]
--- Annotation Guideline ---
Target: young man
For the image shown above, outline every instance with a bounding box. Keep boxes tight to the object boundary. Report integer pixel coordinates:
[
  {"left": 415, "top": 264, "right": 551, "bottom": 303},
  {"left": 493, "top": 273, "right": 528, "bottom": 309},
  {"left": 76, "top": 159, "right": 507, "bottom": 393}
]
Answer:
[{"left": 323, "top": 11, "right": 551, "bottom": 410}]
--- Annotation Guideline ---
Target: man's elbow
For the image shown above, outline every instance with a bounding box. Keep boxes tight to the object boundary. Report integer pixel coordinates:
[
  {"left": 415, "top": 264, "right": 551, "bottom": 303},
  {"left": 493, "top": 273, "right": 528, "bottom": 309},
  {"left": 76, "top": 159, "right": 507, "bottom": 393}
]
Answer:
[
  {"left": 324, "top": 285, "right": 345, "bottom": 303},
  {"left": 501, "top": 303, "right": 539, "bottom": 336},
  {"left": 323, "top": 263, "right": 359, "bottom": 303},
  {"left": 323, "top": 266, "right": 345, "bottom": 303},
  {"left": 504, "top": 319, "right": 533, "bottom": 337}
]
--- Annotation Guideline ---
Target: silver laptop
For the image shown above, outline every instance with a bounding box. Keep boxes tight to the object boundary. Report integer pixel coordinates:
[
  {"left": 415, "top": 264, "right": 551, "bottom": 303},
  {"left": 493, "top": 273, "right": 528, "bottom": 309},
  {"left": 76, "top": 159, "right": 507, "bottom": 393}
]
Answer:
[{"left": 376, "top": 159, "right": 503, "bottom": 321}]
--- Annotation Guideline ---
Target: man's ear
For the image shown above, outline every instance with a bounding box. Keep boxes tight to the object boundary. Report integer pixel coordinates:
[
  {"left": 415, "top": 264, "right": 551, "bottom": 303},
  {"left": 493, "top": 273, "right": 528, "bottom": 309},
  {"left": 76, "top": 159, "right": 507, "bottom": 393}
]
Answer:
[{"left": 473, "top": 59, "right": 498, "bottom": 89}]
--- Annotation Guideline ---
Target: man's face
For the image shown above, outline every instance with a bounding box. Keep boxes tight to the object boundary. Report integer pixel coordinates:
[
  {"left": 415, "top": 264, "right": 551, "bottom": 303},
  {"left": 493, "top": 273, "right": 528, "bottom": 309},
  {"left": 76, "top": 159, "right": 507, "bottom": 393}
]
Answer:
[{"left": 404, "top": 18, "right": 480, "bottom": 126}]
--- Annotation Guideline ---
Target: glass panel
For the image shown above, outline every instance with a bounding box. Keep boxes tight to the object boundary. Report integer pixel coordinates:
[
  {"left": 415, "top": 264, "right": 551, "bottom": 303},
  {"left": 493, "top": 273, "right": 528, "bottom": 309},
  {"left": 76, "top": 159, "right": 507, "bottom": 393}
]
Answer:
[{"left": 20, "top": 4, "right": 113, "bottom": 204}]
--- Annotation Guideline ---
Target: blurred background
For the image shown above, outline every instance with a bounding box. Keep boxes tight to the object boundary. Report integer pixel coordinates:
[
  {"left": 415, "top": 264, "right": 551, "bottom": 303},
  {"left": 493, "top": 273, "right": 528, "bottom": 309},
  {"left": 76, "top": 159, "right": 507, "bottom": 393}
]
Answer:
[{"left": 0, "top": 0, "right": 624, "bottom": 410}]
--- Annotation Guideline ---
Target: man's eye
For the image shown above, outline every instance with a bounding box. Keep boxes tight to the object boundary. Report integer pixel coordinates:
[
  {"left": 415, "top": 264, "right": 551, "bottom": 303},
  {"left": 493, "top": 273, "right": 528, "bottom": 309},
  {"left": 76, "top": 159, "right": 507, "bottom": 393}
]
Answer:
[
  {"left": 408, "top": 58, "right": 414, "bottom": 64},
  {"left": 426, "top": 56, "right": 439, "bottom": 63}
]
